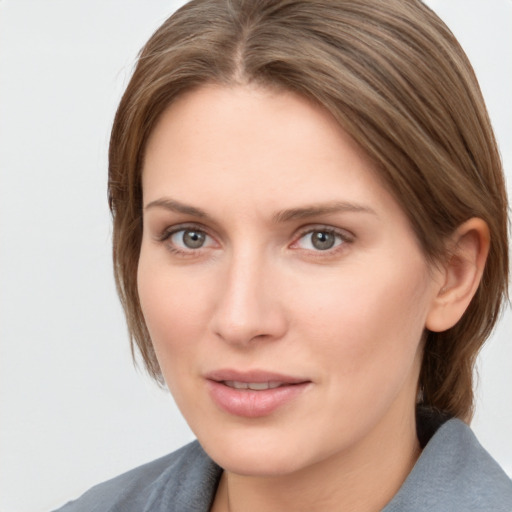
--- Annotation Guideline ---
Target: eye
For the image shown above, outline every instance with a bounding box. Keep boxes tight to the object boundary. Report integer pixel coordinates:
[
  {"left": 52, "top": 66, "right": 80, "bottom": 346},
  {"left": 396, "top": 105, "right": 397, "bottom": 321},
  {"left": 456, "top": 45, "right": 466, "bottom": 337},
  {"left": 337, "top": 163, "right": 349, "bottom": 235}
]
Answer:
[
  {"left": 165, "top": 228, "right": 215, "bottom": 251},
  {"left": 294, "top": 228, "right": 348, "bottom": 251}
]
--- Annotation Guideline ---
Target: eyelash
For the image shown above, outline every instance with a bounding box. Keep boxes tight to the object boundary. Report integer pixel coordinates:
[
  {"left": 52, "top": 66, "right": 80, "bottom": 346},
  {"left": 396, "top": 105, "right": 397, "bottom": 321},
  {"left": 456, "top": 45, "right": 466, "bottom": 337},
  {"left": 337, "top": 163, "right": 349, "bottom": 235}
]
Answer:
[
  {"left": 157, "top": 224, "right": 215, "bottom": 256},
  {"left": 156, "top": 224, "right": 353, "bottom": 257},
  {"left": 292, "top": 226, "right": 353, "bottom": 255}
]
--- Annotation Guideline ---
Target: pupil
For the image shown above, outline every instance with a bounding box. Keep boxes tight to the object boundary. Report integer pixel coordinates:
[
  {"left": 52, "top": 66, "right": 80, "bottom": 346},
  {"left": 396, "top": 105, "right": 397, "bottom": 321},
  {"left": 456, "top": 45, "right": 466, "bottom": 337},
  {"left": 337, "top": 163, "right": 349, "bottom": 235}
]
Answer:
[
  {"left": 312, "top": 231, "right": 335, "bottom": 250},
  {"left": 183, "top": 230, "right": 205, "bottom": 249}
]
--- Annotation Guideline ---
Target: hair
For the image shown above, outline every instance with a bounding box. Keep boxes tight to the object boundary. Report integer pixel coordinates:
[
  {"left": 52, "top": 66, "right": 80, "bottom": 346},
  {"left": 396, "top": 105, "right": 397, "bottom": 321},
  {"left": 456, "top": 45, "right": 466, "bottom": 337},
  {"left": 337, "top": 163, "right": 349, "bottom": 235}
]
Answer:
[{"left": 108, "top": 0, "right": 509, "bottom": 422}]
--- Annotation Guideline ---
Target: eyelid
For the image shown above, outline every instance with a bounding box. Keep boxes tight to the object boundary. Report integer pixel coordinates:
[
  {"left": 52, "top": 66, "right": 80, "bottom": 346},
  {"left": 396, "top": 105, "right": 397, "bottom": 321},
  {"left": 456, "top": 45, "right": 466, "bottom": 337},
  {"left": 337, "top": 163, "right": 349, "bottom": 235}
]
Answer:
[
  {"left": 156, "top": 223, "right": 219, "bottom": 254},
  {"left": 157, "top": 222, "right": 210, "bottom": 241},
  {"left": 290, "top": 225, "right": 354, "bottom": 251}
]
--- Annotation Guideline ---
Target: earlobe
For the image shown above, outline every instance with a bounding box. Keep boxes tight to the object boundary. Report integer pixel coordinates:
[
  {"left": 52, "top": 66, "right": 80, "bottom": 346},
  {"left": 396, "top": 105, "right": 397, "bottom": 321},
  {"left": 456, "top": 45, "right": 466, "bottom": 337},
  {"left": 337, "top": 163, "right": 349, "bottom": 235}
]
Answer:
[{"left": 426, "top": 218, "right": 490, "bottom": 333}]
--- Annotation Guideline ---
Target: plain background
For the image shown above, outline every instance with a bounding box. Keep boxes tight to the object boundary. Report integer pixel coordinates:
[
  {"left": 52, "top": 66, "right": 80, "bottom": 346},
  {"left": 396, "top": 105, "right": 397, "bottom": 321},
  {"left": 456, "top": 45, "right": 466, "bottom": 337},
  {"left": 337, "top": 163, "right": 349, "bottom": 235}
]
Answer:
[{"left": 0, "top": 1, "right": 510, "bottom": 511}]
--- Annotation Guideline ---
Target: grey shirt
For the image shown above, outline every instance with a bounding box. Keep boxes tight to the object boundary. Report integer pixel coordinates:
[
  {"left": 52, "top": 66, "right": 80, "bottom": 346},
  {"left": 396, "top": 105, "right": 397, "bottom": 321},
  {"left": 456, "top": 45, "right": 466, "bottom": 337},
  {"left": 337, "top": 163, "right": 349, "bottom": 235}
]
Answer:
[{"left": 53, "top": 419, "right": 512, "bottom": 511}]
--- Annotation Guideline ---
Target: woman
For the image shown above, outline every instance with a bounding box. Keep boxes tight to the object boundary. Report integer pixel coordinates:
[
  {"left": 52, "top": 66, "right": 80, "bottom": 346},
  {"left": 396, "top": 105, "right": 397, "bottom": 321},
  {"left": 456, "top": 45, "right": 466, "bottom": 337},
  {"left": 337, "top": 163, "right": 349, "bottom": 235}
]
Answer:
[{"left": 55, "top": 0, "right": 511, "bottom": 510}]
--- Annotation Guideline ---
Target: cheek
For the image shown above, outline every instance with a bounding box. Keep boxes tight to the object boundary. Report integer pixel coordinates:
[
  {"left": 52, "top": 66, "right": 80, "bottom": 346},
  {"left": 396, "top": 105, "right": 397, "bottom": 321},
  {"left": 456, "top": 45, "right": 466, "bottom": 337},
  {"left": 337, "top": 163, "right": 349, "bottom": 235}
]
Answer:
[
  {"left": 137, "top": 254, "right": 210, "bottom": 360},
  {"left": 137, "top": 261, "right": 209, "bottom": 411},
  {"left": 298, "top": 256, "right": 432, "bottom": 381}
]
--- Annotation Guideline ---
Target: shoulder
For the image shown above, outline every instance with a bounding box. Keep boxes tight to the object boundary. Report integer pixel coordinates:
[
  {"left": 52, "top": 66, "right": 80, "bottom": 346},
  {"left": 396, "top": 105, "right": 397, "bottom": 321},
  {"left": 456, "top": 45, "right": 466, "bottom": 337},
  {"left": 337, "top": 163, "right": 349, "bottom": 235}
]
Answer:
[
  {"left": 52, "top": 441, "right": 222, "bottom": 512},
  {"left": 385, "top": 418, "right": 512, "bottom": 512}
]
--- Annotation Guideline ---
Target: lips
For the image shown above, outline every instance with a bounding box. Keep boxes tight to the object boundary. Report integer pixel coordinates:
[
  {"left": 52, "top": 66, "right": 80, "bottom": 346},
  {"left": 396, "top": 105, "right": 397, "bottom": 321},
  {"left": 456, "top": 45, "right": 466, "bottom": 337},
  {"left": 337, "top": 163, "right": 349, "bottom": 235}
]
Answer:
[{"left": 205, "top": 370, "right": 311, "bottom": 417}]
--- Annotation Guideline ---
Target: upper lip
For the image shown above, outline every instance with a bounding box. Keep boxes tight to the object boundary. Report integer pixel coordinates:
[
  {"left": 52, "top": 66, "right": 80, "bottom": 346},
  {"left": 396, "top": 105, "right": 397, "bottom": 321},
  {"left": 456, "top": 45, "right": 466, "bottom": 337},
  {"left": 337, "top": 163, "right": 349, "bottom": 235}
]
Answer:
[{"left": 205, "top": 369, "right": 309, "bottom": 385}]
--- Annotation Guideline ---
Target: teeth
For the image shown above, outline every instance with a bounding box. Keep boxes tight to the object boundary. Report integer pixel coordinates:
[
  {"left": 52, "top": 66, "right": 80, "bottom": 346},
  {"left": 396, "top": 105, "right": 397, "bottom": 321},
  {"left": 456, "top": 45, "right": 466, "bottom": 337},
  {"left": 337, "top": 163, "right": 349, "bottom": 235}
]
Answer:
[
  {"left": 224, "top": 381, "right": 283, "bottom": 390},
  {"left": 228, "top": 381, "right": 248, "bottom": 389},
  {"left": 248, "top": 382, "right": 272, "bottom": 390}
]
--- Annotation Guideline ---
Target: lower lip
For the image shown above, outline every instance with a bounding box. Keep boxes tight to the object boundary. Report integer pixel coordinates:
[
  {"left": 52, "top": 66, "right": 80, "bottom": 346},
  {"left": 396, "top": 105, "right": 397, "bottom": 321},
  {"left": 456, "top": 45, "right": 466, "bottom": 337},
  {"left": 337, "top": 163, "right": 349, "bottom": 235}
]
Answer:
[{"left": 206, "top": 380, "right": 310, "bottom": 418}]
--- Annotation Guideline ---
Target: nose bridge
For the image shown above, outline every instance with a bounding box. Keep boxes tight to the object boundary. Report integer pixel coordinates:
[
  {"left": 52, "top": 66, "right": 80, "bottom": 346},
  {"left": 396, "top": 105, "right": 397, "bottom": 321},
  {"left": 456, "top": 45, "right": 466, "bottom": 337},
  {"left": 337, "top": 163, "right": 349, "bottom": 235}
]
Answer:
[{"left": 210, "top": 243, "right": 285, "bottom": 345}]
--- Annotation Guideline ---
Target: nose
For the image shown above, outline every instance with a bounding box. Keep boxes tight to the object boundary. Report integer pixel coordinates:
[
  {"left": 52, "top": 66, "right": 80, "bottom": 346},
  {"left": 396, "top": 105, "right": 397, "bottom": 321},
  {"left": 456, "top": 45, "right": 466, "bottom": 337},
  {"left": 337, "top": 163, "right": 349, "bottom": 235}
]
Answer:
[{"left": 209, "top": 250, "right": 288, "bottom": 347}]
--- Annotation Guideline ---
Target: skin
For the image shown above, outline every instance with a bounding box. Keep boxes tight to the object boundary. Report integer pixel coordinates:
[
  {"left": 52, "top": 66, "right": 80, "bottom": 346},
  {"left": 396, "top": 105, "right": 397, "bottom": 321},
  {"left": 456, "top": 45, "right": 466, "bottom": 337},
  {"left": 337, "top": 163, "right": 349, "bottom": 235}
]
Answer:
[{"left": 137, "top": 84, "right": 457, "bottom": 511}]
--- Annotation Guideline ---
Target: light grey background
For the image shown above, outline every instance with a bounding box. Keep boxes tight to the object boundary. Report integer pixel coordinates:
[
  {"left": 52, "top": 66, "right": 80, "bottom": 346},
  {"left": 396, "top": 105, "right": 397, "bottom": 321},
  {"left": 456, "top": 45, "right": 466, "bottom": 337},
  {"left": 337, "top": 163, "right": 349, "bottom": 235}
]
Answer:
[{"left": 0, "top": 1, "right": 510, "bottom": 511}]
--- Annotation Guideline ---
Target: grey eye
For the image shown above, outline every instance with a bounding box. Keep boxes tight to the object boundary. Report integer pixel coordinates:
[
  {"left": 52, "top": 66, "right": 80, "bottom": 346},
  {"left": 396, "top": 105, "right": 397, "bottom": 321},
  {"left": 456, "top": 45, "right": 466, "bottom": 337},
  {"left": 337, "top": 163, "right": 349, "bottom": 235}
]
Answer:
[
  {"left": 296, "top": 229, "right": 344, "bottom": 251},
  {"left": 171, "top": 229, "right": 207, "bottom": 249},
  {"left": 311, "top": 231, "right": 336, "bottom": 250}
]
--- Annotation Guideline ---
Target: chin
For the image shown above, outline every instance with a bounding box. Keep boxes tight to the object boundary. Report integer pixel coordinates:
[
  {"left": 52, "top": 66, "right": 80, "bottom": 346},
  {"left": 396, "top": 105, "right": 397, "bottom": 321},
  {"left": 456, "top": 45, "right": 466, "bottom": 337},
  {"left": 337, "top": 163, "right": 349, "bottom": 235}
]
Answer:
[
  {"left": 196, "top": 425, "right": 323, "bottom": 477},
  {"left": 213, "top": 448, "right": 308, "bottom": 477}
]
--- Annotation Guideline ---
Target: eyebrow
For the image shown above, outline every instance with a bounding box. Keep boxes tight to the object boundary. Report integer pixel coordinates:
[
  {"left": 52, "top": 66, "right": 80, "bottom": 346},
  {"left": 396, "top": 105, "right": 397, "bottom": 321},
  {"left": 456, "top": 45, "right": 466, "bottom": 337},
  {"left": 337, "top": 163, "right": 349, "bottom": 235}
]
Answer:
[
  {"left": 144, "top": 197, "right": 376, "bottom": 222},
  {"left": 144, "top": 198, "right": 209, "bottom": 218},
  {"left": 272, "top": 201, "right": 377, "bottom": 223}
]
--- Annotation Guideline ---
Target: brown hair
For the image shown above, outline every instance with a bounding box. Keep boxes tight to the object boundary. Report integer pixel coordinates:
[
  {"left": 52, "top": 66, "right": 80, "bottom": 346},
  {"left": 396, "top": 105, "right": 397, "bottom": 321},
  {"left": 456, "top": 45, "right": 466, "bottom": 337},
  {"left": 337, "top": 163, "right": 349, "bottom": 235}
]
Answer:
[{"left": 108, "top": 0, "right": 509, "bottom": 421}]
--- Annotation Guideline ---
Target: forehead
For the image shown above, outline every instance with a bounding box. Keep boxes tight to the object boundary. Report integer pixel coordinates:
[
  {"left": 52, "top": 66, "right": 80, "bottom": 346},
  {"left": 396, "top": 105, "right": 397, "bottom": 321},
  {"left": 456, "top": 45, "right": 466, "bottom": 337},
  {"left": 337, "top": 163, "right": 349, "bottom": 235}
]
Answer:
[
  {"left": 146, "top": 86, "right": 369, "bottom": 180},
  {"left": 141, "top": 84, "right": 408, "bottom": 229}
]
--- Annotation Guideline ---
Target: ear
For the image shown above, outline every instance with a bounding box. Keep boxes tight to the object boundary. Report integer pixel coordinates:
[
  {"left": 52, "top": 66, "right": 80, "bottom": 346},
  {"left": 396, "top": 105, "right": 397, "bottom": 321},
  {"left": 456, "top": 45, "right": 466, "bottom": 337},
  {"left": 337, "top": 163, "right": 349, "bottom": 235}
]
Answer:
[{"left": 426, "top": 218, "right": 490, "bottom": 333}]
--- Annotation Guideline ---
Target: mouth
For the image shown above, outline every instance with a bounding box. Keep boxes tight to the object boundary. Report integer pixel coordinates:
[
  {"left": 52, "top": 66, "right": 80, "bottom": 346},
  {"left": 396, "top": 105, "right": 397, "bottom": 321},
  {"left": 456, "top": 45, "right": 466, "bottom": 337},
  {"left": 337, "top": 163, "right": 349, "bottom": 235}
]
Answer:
[
  {"left": 222, "top": 380, "right": 289, "bottom": 390},
  {"left": 205, "top": 370, "right": 311, "bottom": 417}
]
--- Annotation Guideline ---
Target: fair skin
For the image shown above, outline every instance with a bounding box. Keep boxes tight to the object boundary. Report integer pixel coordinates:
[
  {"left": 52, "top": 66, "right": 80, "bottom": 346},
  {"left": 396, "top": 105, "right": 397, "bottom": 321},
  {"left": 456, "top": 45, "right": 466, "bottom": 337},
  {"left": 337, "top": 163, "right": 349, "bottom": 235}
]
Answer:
[{"left": 137, "top": 84, "right": 488, "bottom": 512}]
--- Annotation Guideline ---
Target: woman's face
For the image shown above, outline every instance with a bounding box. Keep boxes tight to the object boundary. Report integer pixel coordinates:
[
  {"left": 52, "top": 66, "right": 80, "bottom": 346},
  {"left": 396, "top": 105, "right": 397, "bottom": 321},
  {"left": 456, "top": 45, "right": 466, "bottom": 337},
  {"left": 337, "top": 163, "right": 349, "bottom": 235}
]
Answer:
[{"left": 138, "top": 85, "right": 443, "bottom": 476}]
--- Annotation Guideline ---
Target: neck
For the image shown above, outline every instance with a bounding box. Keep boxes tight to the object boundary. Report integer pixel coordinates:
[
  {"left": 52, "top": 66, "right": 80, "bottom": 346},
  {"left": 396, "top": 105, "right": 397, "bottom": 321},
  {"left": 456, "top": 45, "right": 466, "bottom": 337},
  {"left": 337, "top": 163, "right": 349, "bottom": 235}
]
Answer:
[{"left": 211, "top": 410, "right": 421, "bottom": 512}]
